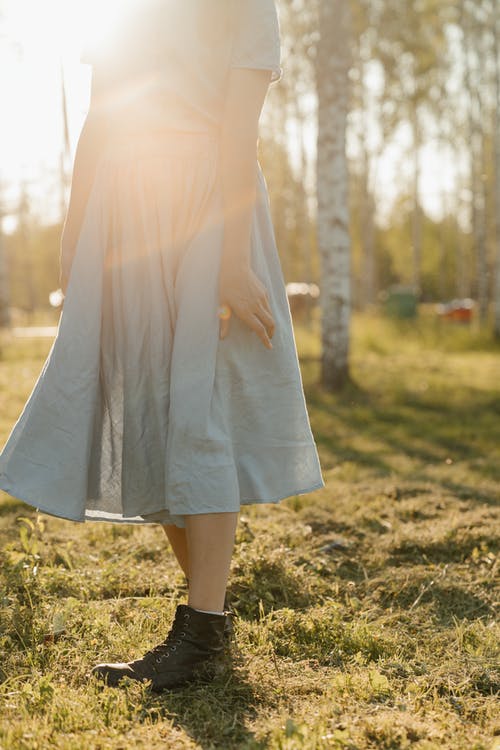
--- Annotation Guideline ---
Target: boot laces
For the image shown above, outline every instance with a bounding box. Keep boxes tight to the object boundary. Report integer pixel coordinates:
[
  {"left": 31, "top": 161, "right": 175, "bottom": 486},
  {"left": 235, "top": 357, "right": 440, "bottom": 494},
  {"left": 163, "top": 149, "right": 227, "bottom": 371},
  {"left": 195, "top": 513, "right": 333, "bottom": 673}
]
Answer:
[{"left": 143, "top": 611, "right": 190, "bottom": 665}]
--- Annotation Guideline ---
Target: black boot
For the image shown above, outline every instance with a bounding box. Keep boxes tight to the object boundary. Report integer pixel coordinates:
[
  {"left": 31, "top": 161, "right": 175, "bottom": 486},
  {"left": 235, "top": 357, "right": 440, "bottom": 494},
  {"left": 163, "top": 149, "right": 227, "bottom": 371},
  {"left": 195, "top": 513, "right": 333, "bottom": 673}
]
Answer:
[
  {"left": 183, "top": 576, "right": 234, "bottom": 644},
  {"left": 91, "top": 604, "right": 228, "bottom": 691}
]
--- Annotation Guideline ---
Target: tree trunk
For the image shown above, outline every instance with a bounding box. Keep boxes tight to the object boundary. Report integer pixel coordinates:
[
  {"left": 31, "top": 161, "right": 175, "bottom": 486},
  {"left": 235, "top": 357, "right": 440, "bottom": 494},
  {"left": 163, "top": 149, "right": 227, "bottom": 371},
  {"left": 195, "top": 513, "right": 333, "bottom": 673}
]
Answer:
[
  {"left": 360, "top": 140, "right": 376, "bottom": 309},
  {"left": 410, "top": 104, "right": 422, "bottom": 298},
  {"left": 493, "top": 2, "right": 500, "bottom": 337},
  {"left": 462, "top": 0, "right": 489, "bottom": 324},
  {"left": 316, "top": 0, "right": 352, "bottom": 390},
  {"left": 475, "top": 97, "right": 489, "bottom": 324},
  {"left": 357, "top": 66, "right": 376, "bottom": 310},
  {"left": 456, "top": 175, "right": 470, "bottom": 299}
]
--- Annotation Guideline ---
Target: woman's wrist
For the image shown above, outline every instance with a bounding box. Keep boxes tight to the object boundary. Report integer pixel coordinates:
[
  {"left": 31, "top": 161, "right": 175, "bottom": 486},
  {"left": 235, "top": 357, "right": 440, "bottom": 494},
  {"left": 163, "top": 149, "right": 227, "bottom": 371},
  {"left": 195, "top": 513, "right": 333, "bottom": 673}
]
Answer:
[{"left": 219, "top": 256, "right": 251, "bottom": 283}]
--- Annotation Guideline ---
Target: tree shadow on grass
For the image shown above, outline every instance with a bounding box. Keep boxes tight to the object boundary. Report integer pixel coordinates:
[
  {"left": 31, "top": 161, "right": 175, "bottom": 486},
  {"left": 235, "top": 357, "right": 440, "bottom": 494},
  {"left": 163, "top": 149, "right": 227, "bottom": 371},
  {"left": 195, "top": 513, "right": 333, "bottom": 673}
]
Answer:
[
  {"left": 303, "top": 367, "right": 500, "bottom": 486},
  {"left": 377, "top": 582, "right": 495, "bottom": 625},
  {"left": 420, "top": 478, "right": 500, "bottom": 507},
  {"left": 388, "top": 533, "right": 499, "bottom": 566},
  {"left": 304, "top": 377, "right": 395, "bottom": 475}
]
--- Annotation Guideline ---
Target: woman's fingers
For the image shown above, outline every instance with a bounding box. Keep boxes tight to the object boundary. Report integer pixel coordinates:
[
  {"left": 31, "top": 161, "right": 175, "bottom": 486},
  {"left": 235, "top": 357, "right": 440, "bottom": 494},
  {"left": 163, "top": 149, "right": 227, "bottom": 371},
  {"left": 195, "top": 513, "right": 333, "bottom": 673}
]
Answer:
[
  {"left": 247, "top": 313, "right": 273, "bottom": 349},
  {"left": 219, "top": 309, "right": 272, "bottom": 349},
  {"left": 256, "top": 301, "right": 275, "bottom": 339},
  {"left": 219, "top": 304, "right": 271, "bottom": 348},
  {"left": 217, "top": 264, "right": 279, "bottom": 347}
]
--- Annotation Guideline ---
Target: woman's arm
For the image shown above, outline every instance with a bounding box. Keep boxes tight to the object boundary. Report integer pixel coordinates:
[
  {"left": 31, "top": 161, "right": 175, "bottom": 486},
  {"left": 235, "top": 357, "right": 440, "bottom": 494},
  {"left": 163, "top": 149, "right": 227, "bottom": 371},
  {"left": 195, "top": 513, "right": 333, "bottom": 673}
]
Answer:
[
  {"left": 218, "top": 68, "right": 276, "bottom": 349},
  {"left": 59, "top": 73, "right": 111, "bottom": 294}
]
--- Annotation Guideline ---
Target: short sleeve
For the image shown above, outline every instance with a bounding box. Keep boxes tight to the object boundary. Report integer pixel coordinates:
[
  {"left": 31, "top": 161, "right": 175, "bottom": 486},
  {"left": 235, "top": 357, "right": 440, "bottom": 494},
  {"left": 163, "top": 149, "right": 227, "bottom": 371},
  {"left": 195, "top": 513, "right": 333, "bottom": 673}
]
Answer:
[{"left": 230, "top": 0, "right": 283, "bottom": 84}]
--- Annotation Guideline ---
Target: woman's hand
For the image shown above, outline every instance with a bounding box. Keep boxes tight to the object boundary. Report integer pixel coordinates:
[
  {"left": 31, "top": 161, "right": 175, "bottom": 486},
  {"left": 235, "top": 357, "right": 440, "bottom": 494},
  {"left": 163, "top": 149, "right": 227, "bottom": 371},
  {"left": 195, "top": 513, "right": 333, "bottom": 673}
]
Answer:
[{"left": 218, "top": 264, "right": 275, "bottom": 349}]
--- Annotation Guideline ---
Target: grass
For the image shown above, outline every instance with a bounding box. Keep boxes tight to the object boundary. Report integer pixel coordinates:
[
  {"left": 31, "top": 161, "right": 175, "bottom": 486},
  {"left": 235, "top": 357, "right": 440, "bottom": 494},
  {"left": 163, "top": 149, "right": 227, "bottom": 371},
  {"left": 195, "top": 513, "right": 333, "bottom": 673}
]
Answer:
[{"left": 0, "top": 311, "right": 499, "bottom": 749}]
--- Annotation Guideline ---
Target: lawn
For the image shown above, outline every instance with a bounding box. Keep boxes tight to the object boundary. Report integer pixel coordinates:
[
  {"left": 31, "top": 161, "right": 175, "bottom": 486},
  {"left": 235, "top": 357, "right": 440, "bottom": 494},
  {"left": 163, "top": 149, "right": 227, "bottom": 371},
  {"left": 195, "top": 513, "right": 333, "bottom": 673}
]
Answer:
[{"left": 0, "top": 313, "right": 499, "bottom": 749}]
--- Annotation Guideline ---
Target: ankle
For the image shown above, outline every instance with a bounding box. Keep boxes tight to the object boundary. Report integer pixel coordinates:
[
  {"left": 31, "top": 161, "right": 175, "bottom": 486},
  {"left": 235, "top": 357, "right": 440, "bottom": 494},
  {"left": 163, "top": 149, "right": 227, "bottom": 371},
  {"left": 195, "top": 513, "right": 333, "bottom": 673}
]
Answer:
[
  {"left": 190, "top": 606, "right": 225, "bottom": 616},
  {"left": 188, "top": 597, "right": 225, "bottom": 612}
]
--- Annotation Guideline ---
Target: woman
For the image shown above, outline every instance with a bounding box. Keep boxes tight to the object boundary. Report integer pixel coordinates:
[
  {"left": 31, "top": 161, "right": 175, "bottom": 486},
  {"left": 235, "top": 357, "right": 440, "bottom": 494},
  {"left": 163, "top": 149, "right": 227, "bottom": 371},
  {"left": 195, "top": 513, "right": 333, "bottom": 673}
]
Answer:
[{"left": 0, "top": 0, "right": 324, "bottom": 691}]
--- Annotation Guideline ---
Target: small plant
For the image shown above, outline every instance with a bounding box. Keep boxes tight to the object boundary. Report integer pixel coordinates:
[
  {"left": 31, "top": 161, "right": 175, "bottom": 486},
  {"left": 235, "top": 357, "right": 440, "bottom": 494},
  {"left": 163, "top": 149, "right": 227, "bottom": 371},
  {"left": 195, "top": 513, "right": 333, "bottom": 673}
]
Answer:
[
  {"left": 1, "top": 515, "right": 47, "bottom": 661},
  {"left": 4, "top": 516, "right": 45, "bottom": 603}
]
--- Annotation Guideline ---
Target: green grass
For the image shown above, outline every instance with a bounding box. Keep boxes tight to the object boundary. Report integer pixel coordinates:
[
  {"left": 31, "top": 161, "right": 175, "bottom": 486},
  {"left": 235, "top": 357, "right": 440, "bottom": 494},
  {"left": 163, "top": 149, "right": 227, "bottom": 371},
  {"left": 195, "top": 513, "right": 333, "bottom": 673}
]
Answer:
[{"left": 0, "top": 312, "right": 499, "bottom": 749}]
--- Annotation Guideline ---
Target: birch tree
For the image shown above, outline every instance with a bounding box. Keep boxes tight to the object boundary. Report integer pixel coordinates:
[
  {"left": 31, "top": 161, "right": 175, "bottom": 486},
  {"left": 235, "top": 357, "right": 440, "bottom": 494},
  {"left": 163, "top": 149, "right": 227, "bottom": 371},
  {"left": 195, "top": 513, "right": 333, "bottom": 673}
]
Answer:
[
  {"left": 493, "top": 1, "right": 500, "bottom": 338},
  {"left": 461, "top": 0, "right": 490, "bottom": 324},
  {"left": 316, "top": 0, "right": 352, "bottom": 390}
]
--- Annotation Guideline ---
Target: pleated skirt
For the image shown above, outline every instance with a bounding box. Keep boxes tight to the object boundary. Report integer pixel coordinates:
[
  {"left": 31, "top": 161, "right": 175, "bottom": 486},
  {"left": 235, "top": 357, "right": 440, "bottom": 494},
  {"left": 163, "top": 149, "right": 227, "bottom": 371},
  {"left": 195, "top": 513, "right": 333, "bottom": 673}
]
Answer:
[{"left": 0, "top": 129, "right": 325, "bottom": 528}]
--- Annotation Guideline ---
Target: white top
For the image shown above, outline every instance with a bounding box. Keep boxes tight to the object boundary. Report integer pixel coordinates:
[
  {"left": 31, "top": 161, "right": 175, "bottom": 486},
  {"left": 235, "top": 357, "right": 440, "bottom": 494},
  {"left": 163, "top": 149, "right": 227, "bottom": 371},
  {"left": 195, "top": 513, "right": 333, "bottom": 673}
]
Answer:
[{"left": 80, "top": 0, "right": 283, "bottom": 135}]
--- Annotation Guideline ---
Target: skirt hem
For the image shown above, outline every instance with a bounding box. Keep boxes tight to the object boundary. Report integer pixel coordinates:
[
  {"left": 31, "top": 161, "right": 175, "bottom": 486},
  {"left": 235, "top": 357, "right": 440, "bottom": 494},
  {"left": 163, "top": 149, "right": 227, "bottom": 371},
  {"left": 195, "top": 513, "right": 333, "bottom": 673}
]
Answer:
[{"left": 0, "top": 478, "right": 326, "bottom": 526}]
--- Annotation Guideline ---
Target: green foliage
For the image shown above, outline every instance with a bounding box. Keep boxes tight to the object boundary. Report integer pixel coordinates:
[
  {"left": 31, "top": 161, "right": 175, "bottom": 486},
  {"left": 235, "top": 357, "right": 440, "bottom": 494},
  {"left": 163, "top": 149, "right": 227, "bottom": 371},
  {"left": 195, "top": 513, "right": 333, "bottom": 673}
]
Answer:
[
  {"left": 374, "top": 203, "right": 473, "bottom": 305},
  {"left": 267, "top": 604, "right": 395, "bottom": 663},
  {"left": 4, "top": 219, "right": 62, "bottom": 315},
  {"left": 0, "top": 316, "right": 498, "bottom": 748}
]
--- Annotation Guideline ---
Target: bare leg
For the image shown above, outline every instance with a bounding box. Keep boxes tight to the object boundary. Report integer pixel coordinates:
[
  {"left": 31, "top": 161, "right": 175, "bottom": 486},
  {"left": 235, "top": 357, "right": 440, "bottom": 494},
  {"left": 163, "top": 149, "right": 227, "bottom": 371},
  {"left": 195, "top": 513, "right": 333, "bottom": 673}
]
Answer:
[
  {"left": 161, "top": 524, "right": 189, "bottom": 580},
  {"left": 184, "top": 511, "right": 238, "bottom": 613}
]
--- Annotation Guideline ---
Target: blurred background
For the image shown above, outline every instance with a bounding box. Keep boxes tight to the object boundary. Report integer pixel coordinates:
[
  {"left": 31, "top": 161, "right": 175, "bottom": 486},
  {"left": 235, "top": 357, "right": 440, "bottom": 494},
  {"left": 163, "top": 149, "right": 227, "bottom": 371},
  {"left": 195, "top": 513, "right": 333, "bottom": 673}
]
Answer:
[{"left": 0, "top": 0, "right": 499, "bottom": 377}]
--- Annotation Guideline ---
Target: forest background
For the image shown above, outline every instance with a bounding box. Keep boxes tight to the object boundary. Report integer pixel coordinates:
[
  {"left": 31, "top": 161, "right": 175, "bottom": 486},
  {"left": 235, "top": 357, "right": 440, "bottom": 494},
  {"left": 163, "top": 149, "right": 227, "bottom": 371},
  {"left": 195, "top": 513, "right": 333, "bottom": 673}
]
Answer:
[{"left": 1, "top": 0, "right": 499, "bottom": 331}]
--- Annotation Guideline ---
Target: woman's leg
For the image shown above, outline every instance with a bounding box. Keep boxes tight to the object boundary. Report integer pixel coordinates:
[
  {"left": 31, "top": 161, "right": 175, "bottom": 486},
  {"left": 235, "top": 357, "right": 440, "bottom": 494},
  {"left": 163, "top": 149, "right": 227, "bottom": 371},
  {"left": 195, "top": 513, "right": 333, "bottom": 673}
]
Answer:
[
  {"left": 91, "top": 512, "right": 238, "bottom": 689},
  {"left": 184, "top": 511, "right": 239, "bottom": 613},
  {"left": 161, "top": 524, "right": 190, "bottom": 579}
]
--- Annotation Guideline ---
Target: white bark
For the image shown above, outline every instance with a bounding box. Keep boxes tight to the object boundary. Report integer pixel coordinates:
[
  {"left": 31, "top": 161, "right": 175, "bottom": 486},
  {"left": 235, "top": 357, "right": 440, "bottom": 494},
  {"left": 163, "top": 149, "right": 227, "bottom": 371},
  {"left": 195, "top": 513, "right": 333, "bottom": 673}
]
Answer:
[
  {"left": 410, "top": 104, "right": 422, "bottom": 298},
  {"left": 359, "top": 80, "right": 376, "bottom": 309},
  {"left": 462, "top": 0, "right": 489, "bottom": 324},
  {"left": 316, "top": 0, "right": 352, "bottom": 390},
  {"left": 294, "top": 95, "right": 314, "bottom": 324},
  {"left": 493, "top": 4, "right": 500, "bottom": 337}
]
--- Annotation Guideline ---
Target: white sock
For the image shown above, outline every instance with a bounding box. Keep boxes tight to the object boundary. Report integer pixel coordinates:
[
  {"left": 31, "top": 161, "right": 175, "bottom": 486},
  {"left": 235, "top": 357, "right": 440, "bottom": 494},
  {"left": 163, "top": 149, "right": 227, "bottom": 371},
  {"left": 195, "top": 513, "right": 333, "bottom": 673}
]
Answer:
[{"left": 191, "top": 607, "right": 224, "bottom": 616}]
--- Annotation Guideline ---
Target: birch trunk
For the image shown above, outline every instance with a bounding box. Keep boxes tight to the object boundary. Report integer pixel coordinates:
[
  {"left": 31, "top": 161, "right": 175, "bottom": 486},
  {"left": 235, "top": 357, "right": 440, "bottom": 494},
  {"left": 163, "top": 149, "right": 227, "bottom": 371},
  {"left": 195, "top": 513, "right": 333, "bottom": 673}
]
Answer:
[
  {"left": 360, "top": 134, "right": 376, "bottom": 309},
  {"left": 475, "top": 95, "right": 489, "bottom": 324},
  {"left": 410, "top": 104, "right": 422, "bottom": 298},
  {"left": 316, "top": 0, "right": 352, "bottom": 390},
  {"left": 493, "top": 4, "right": 500, "bottom": 338},
  {"left": 294, "top": 96, "right": 315, "bottom": 325},
  {"left": 456, "top": 174, "right": 470, "bottom": 298},
  {"left": 462, "top": 0, "right": 489, "bottom": 324}
]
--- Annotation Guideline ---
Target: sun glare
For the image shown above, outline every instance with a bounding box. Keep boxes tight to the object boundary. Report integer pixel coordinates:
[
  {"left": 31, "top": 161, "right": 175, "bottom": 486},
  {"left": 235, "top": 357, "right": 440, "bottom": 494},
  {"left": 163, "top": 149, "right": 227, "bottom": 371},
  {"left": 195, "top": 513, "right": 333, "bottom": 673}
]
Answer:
[
  {"left": 0, "top": 0, "right": 143, "bottom": 189},
  {"left": 78, "top": 0, "right": 142, "bottom": 61},
  {"left": 5, "top": 0, "right": 142, "bottom": 62}
]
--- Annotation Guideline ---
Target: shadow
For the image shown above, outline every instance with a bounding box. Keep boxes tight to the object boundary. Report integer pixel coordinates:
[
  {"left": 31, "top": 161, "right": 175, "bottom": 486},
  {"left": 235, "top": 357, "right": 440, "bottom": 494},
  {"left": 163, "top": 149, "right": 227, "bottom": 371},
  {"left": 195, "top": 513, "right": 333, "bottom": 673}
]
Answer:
[
  {"left": 334, "top": 558, "right": 368, "bottom": 583},
  {"left": 388, "top": 532, "right": 499, "bottom": 566},
  {"left": 126, "top": 652, "right": 262, "bottom": 749},
  {"left": 303, "top": 517, "right": 362, "bottom": 538},
  {"left": 303, "top": 375, "right": 396, "bottom": 476},
  {"left": 422, "top": 479, "right": 500, "bottom": 507},
  {"left": 0, "top": 496, "right": 30, "bottom": 517},
  {"left": 378, "top": 582, "right": 494, "bottom": 625},
  {"left": 228, "top": 555, "right": 316, "bottom": 619},
  {"left": 300, "top": 358, "right": 500, "bottom": 489}
]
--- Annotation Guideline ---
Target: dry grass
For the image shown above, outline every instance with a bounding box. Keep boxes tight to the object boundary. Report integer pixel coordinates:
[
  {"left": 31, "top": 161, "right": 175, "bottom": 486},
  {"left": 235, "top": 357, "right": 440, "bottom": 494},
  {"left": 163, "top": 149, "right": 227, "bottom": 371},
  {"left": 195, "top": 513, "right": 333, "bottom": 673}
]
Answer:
[{"left": 0, "top": 312, "right": 499, "bottom": 749}]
